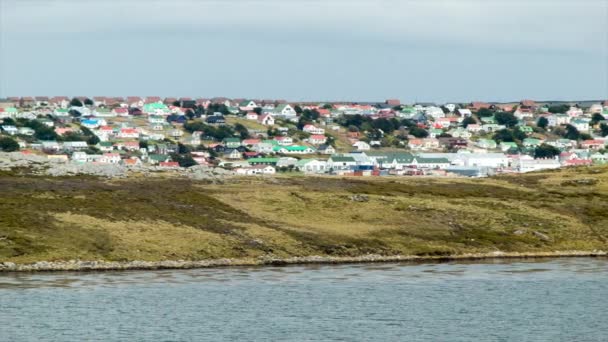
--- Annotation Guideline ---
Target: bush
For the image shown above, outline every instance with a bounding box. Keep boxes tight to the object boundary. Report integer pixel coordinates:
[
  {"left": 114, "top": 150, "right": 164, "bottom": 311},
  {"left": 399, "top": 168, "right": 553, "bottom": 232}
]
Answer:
[{"left": 0, "top": 137, "right": 19, "bottom": 152}]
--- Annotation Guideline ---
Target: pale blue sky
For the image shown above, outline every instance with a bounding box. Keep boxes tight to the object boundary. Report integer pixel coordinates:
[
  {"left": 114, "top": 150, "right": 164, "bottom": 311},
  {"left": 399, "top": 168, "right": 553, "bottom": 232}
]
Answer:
[{"left": 1, "top": 0, "right": 607, "bottom": 102}]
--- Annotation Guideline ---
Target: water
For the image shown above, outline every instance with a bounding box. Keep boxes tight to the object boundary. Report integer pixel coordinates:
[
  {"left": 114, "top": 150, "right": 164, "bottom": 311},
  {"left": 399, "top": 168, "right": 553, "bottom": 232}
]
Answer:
[{"left": 1, "top": 258, "right": 607, "bottom": 341}]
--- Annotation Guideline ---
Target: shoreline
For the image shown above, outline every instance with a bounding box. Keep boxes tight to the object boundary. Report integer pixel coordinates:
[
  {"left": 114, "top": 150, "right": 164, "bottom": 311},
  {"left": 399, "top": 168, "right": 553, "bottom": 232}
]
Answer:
[{"left": 1, "top": 250, "right": 606, "bottom": 273}]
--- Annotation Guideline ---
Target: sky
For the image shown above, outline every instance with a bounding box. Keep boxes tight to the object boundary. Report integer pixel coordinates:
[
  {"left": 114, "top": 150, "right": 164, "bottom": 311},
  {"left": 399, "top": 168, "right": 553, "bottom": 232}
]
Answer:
[{"left": 1, "top": 0, "right": 607, "bottom": 103}]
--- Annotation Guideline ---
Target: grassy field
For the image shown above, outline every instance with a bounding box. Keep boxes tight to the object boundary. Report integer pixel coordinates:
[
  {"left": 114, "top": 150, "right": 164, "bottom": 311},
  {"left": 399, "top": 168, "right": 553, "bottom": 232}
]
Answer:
[{"left": 1, "top": 166, "right": 607, "bottom": 263}]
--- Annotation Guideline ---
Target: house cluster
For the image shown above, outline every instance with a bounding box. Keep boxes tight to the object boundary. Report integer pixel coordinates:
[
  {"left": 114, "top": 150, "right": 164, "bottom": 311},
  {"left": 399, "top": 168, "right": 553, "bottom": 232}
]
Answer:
[{"left": 1, "top": 96, "right": 607, "bottom": 177}]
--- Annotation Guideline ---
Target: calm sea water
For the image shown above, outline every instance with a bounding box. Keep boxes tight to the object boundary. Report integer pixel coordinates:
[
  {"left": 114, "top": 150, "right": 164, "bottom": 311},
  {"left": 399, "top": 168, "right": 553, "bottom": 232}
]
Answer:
[{"left": 1, "top": 258, "right": 607, "bottom": 341}]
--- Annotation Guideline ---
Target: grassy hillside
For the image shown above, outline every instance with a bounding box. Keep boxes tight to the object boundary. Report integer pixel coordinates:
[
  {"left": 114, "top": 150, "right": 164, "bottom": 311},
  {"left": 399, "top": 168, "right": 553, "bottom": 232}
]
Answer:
[{"left": 1, "top": 167, "right": 607, "bottom": 263}]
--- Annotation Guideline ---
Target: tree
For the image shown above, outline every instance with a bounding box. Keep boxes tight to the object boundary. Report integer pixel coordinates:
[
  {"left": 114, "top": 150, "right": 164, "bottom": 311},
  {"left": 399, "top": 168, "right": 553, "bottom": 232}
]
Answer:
[
  {"left": 185, "top": 109, "right": 195, "bottom": 120},
  {"left": 476, "top": 108, "right": 494, "bottom": 117},
  {"left": 494, "top": 111, "right": 518, "bottom": 128},
  {"left": 234, "top": 123, "right": 249, "bottom": 139},
  {"left": 461, "top": 116, "right": 476, "bottom": 128},
  {"left": 69, "top": 109, "right": 82, "bottom": 118},
  {"left": 139, "top": 140, "right": 149, "bottom": 149},
  {"left": 70, "top": 98, "right": 83, "bottom": 107},
  {"left": 171, "top": 153, "right": 197, "bottom": 167},
  {"left": 534, "top": 144, "right": 560, "bottom": 159},
  {"left": 84, "top": 98, "right": 94, "bottom": 106},
  {"left": 294, "top": 105, "right": 303, "bottom": 114},
  {"left": 537, "top": 117, "right": 549, "bottom": 129},
  {"left": 563, "top": 124, "right": 580, "bottom": 140},
  {"left": 0, "top": 137, "right": 19, "bottom": 152},
  {"left": 87, "top": 135, "right": 100, "bottom": 145},
  {"left": 409, "top": 127, "right": 428, "bottom": 138},
  {"left": 253, "top": 107, "right": 262, "bottom": 115},
  {"left": 590, "top": 113, "right": 605, "bottom": 126},
  {"left": 493, "top": 129, "right": 515, "bottom": 142},
  {"left": 600, "top": 123, "right": 608, "bottom": 137},
  {"left": 548, "top": 104, "right": 569, "bottom": 114}
]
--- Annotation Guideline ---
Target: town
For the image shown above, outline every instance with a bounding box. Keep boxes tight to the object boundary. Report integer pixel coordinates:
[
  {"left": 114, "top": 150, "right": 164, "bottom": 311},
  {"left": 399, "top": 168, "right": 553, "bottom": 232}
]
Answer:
[{"left": 1, "top": 96, "right": 607, "bottom": 177}]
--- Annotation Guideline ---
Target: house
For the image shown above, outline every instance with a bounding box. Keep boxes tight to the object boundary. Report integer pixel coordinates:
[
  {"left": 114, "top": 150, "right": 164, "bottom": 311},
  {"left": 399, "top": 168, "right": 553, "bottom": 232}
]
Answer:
[
  {"left": 581, "top": 139, "right": 605, "bottom": 150},
  {"left": 238, "top": 100, "right": 257, "bottom": 111},
  {"left": 62, "top": 141, "right": 88, "bottom": 151},
  {"left": 518, "top": 126, "right": 534, "bottom": 134},
  {"left": 206, "top": 115, "right": 226, "bottom": 125},
  {"left": 274, "top": 136, "right": 293, "bottom": 146},
  {"left": 235, "top": 165, "right": 276, "bottom": 175},
  {"left": 1, "top": 125, "right": 18, "bottom": 135},
  {"left": 246, "top": 112, "right": 259, "bottom": 120},
  {"left": 18, "top": 127, "right": 35, "bottom": 136},
  {"left": 352, "top": 141, "right": 371, "bottom": 151},
  {"left": 327, "top": 155, "right": 357, "bottom": 170},
  {"left": 258, "top": 114, "right": 275, "bottom": 126},
  {"left": 499, "top": 142, "right": 518, "bottom": 152},
  {"left": 81, "top": 119, "right": 102, "bottom": 129},
  {"left": 223, "top": 138, "right": 242, "bottom": 148},
  {"left": 159, "top": 161, "right": 180, "bottom": 168},
  {"left": 121, "top": 157, "right": 143, "bottom": 167},
  {"left": 522, "top": 138, "right": 542, "bottom": 147},
  {"left": 223, "top": 148, "right": 242, "bottom": 159},
  {"left": 566, "top": 107, "right": 583, "bottom": 117},
  {"left": 272, "top": 145, "right": 316, "bottom": 154},
  {"left": 514, "top": 155, "right": 560, "bottom": 173},
  {"left": 308, "top": 134, "right": 327, "bottom": 145},
  {"left": 143, "top": 102, "right": 171, "bottom": 116},
  {"left": 117, "top": 128, "right": 139, "bottom": 139},
  {"left": 571, "top": 119, "right": 590, "bottom": 132},
  {"left": 317, "top": 144, "right": 336, "bottom": 155},
  {"left": 296, "top": 159, "right": 328, "bottom": 174},
  {"left": 457, "top": 109, "right": 472, "bottom": 117},
  {"left": 412, "top": 157, "right": 450, "bottom": 169},
  {"left": 273, "top": 104, "right": 297, "bottom": 118},
  {"left": 247, "top": 157, "right": 279, "bottom": 166},
  {"left": 253, "top": 142, "right": 274, "bottom": 153},
  {"left": 100, "top": 153, "right": 121, "bottom": 164},
  {"left": 303, "top": 124, "right": 325, "bottom": 135},
  {"left": 476, "top": 139, "right": 497, "bottom": 149},
  {"left": 242, "top": 138, "right": 261, "bottom": 146}
]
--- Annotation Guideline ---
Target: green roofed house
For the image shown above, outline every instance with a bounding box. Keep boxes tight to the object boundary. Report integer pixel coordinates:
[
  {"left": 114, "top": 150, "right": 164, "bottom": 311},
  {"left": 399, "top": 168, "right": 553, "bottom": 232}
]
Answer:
[
  {"left": 519, "top": 126, "right": 534, "bottom": 134},
  {"left": 223, "top": 138, "right": 241, "bottom": 148},
  {"left": 499, "top": 141, "right": 518, "bottom": 152},
  {"left": 247, "top": 157, "right": 279, "bottom": 166},
  {"left": 148, "top": 154, "right": 171, "bottom": 164},
  {"left": 412, "top": 157, "right": 450, "bottom": 169},
  {"left": 523, "top": 138, "right": 542, "bottom": 147},
  {"left": 480, "top": 116, "right": 496, "bottom": 124},
  {"left": 366, "top": 151, "right": 415, "bottom": 169},
  {"left": 273, "top": 145, "right": 316, "bottom": 154},
  {"left": 143, "top": 102, "right": 170, "bottom": 115},
  {"left": 476, "top": 139, "right": 497, "bottom": 149}
]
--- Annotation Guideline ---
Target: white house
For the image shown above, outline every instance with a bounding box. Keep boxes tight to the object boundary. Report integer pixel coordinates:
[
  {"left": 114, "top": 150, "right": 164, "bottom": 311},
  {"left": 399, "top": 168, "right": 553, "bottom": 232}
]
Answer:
[
  {"left": 303, "top": 124, "right": 325, "bottom": 135},
  {"left": 258, "top": 114, "right": 275, "bottom": 126},
  {"left": 352, "top": 141, "right": 371, "bottom": 151}
]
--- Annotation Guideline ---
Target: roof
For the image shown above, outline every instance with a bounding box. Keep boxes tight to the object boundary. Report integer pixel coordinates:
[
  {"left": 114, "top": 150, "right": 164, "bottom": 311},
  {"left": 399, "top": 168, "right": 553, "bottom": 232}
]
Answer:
[{"left": 330, "top": 156, "right": 356, "bottom": 162}]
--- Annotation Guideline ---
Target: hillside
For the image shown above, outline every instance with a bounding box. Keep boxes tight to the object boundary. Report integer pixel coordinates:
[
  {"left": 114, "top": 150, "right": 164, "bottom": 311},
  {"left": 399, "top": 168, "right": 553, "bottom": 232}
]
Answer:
[{"left": 1, "top": 167, "right": 607, "bottom": 265}]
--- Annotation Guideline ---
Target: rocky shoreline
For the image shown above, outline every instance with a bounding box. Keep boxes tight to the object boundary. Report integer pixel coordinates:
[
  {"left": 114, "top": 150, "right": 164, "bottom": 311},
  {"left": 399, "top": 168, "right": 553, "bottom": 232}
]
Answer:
[{"left": 1, "top": 250, "right": 606, "bottom": 273}]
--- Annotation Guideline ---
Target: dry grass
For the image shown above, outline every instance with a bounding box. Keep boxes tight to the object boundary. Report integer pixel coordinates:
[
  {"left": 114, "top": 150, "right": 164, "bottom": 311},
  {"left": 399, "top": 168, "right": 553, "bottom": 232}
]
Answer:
[{"left": 1, "top": 166, "right": 607, "bottom": 263}]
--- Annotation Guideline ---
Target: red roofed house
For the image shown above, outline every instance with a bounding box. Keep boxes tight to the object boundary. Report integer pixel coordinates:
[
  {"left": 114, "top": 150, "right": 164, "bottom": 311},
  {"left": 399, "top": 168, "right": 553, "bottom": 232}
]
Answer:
[
  {"left": 520, "top": 99, "right": 536, "bottom": 108},
  {"left": 258, "top": 114, "right": 275, "bottom": 126},
  {"left": 308, "top": 134, "right": 327, "bottom": 145},
  {"left": 581, "top": 139, "right": 606, "bottom": 150},
  {"left": 563, "top": 159, "right": 593, "bottom": 167},
  {"left": 127, "top": 97, "right": 143, "bottom": 107},
  {"left": 470, "top": 102, "right": 491, "bottom": 111},
  {"left": 246, "top": 112, "right": 259, "bottom": 120},
  {"left": 117, "top": 128, "right": 139, "bottom": 139},
  {"left": 159, "top": 161, "right": 180, "bottom": 168},
  {"left": 385, "top": 99, "right": 401, "bottom": 106},
  {"left": 112, "top": 107, "right": 129, "bottom": 116}
]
